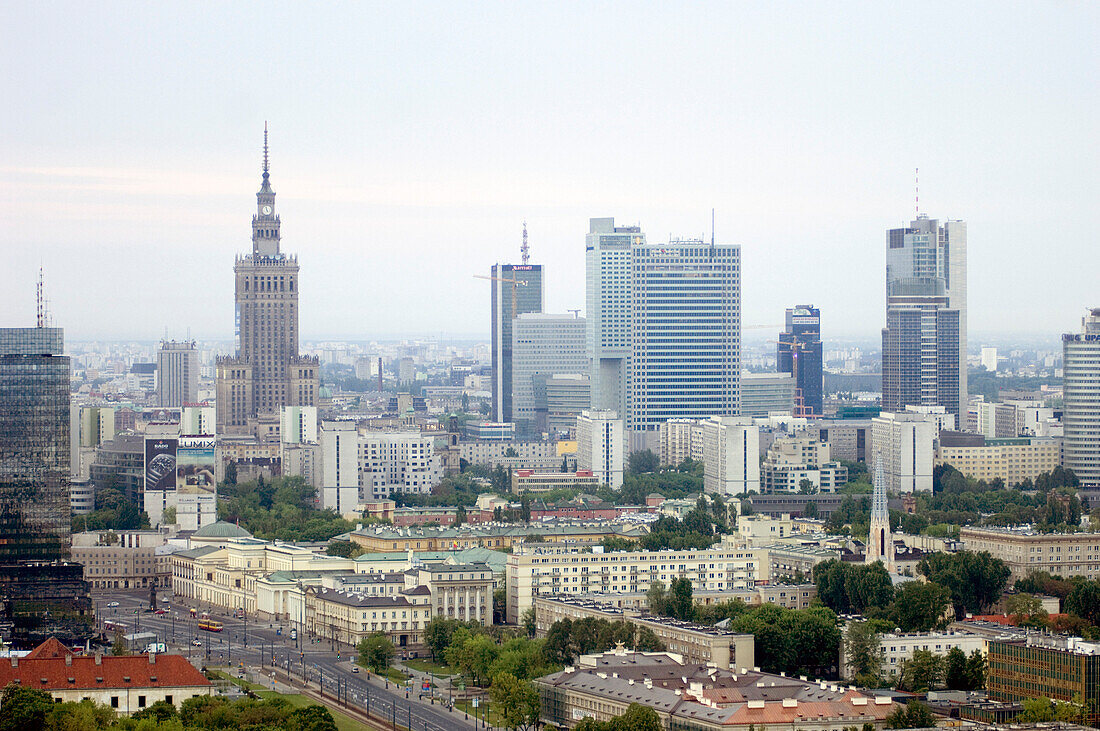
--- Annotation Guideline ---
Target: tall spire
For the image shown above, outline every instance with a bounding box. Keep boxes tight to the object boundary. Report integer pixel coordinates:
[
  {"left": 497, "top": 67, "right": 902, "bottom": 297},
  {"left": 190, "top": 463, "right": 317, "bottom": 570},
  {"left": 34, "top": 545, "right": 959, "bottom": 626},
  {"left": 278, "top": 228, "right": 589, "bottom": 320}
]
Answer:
[
  {"left": 871, "top": 456, "right": 888, "bottom": 520},
  {"left": 866, "top": 453, "right": 893, "bottom": 572},
  {"left": 262, "top": 122, "right": 270, "bottom": 178}
]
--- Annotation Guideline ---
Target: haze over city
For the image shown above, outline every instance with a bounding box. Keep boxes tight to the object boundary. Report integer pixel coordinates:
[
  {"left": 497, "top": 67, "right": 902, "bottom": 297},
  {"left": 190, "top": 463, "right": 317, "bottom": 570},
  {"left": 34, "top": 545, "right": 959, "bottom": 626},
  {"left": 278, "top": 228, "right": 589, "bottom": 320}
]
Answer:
[{"left": 2, "top": 2, "right": 1096, "bottom": 340}]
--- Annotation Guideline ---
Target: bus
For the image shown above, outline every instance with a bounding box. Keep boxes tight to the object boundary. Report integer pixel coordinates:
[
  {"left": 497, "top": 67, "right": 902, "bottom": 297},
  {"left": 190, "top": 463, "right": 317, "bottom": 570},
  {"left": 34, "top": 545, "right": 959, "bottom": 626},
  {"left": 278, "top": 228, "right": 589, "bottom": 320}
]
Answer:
[
  {"left": 198, "top": 618, "right": 223, "bottom": 633},
  {"left": 103, "top": 620, "right": 127, "bottom": 633}
]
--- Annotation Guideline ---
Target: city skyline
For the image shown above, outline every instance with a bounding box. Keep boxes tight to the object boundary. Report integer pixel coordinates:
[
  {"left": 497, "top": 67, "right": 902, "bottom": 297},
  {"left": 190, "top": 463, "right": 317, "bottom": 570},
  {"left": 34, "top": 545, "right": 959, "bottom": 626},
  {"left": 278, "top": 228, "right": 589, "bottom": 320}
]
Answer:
[{"left": 2, "top": 3, "right": 1097, "bottom": 341}]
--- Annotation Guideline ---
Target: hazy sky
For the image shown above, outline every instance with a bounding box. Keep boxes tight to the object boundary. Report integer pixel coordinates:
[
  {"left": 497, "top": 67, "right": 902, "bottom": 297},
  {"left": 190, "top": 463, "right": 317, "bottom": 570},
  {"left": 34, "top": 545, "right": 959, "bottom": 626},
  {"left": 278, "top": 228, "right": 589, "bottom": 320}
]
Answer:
[{"left": 2, "top": 2, "right": 1096, "bottom": 342}]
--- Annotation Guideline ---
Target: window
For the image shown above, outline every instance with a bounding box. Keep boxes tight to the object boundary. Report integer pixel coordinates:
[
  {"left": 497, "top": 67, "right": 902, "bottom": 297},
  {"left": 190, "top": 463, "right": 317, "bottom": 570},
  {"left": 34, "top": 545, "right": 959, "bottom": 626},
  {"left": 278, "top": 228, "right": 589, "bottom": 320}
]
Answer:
[
  {"left": 111, "top": 697, "right": 119, "bottom": 708},
  {"left": 166, "top": 695, "right": 173, "bottom": 705},
  {"left": 138, "top": 696, "right": 147, "bottom": 707}
]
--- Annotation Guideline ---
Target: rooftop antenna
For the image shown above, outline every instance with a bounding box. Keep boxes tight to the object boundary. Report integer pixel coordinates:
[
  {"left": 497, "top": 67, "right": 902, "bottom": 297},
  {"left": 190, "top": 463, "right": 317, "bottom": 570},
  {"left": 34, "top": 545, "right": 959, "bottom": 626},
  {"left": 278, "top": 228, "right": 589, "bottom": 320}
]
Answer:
[
  {"left": 915, "top": 167, "right": 919, "bottom": 217},
  {"left": 36, "top": 267, "right": 46, "bottom": 328},
  {"left": 711, "top": 208, "right": 715, "bottom": 247},
  {"left": 263, "top": 122, "right": 270, "bottom": 175},
  {"left": 521, "top": 220, "right": 530, "bottom": 265}
]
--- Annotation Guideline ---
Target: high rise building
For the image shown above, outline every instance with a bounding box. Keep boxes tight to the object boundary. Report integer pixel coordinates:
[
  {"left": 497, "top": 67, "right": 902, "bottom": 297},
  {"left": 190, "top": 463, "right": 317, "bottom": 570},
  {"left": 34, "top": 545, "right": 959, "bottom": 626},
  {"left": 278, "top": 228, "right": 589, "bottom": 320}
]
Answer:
[
  {"left": 511, "top": 313, "right": 587, "bottom": 435},
  {"left": 700, "top": 416, "right": 759, "bottom": 496},
  {"left": 0, "top": 328, "right": 71, "bottom": 560},
  {"left": 586, "top": 218, "right": 643, "bottom": 421},
  {"left": 629, "top": 237, "right": 741, "bottom": 450},
  {"left": 882, "top": 216, "right": 967, "bottom": 420},
  {"left": 157, "top": 340, "right": 198, "bottom": 407},
  {"left": 777, "top": 305, "right": 823, "bottom": 416},
  {"left": 870, "top": 411, "right": 937, "bottom": 493},
  {"left": 215, "top": 127, "right": 319, "bottom": 435},
  {"left": 490, "top": 263, "right": 544, "bottom": 423},
  {"left": 1062, "top": 308, "right": 1100, "bottom": 486},
  {"left": 575, "top": 410, "right": 624, "bottom": 489}
]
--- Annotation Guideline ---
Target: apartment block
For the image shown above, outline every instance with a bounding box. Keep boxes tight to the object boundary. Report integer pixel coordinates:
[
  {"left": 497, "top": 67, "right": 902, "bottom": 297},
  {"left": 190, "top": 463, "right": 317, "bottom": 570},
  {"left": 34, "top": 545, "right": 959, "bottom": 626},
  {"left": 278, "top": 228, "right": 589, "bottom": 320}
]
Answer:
[{"left": 959, "top": 526, "right": 1100, "bottom": 581}]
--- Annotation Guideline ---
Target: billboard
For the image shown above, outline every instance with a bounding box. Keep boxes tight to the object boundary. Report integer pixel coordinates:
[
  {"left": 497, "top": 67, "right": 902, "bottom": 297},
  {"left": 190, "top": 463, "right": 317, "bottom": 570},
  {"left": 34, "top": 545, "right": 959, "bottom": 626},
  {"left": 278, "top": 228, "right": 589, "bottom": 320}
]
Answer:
[
  {"left": 144, "top": 437, "right": 178, "bottom": 492},
  {"left": 177, "top": 436, "right": 216, "bottom": 495}
]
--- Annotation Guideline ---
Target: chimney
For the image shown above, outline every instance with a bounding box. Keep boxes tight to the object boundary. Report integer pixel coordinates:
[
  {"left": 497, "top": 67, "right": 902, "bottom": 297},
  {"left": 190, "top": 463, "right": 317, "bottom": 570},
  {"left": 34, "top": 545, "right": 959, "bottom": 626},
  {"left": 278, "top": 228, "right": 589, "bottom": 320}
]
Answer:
[
  {"left": 95, "top": 653, "right": 102, "bottom": 665},
  {"left": 149, "top": 652, "right": 156, "bottom": 664},
  {"left": 65, "top": 654, "right": 72, "bottom": 666},
  {"left": 9, "top": 657, "right": 16, "bottom": 668}
]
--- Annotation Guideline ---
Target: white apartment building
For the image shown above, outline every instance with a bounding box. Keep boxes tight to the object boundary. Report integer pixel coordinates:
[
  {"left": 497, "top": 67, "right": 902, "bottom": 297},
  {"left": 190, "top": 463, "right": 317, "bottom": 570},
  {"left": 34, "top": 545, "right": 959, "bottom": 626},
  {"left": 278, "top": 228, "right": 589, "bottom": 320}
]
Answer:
[
  {"left": 840, "top": 627, "right": 985, "bottom": 680},
  {"left": 936, "top": 437, "right": 1061, "bottom": 486},
  {"left": 1062, "top": 308, "right": 1100, "bottom": 486},
  {"left": 359, "top": 430, "right": 441, "bottom": 499},
  {"left": 319, "top": 420, "right": 359, "bottom": 515},
  {"left": 281, "top": 405, "right": 318, "bottom": 443},
  {"left": 871, "top": 411, "right": 937, "bottom": 493},
  {"left": 969, "top": 401, "right": 1018, "bottom": 439},
  {"left": 458, "top": 440, "right": 561, "bottom": 470},
  {"left": 700, "top": 416, "right": 760, "bottom": 495},
  {"left": 576, "top": 409, "right": 624, "bottom": 488},
  {"left": 629, "top": 238, "right": 741, "bottom": 451},
  {"left": 658, "top": 418, "right": 703, "bottom": 467},
  {"left": 761, "top": 434, "right": 848, "bottom": 493},
  {"left": 505, "top": 541, "right": 763, "bottom": 624}
]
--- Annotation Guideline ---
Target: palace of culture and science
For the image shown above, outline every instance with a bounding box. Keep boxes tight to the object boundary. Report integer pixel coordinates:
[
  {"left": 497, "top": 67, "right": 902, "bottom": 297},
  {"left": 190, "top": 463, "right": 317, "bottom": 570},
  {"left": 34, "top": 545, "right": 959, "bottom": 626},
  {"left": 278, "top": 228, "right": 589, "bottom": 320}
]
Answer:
[{"left": 216, "top": 128, "right": 319, "bottom": 435}]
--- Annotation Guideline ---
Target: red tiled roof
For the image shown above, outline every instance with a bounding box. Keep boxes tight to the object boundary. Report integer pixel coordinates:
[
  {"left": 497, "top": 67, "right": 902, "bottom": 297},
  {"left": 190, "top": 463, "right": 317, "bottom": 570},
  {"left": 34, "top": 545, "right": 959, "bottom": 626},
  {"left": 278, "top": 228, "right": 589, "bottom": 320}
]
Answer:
[
  {"left": 0, "top": 639, "right": 210, "bottom": 692},
  {"left": 973, "top": 613, "right": 1069, "bottom": 626}
]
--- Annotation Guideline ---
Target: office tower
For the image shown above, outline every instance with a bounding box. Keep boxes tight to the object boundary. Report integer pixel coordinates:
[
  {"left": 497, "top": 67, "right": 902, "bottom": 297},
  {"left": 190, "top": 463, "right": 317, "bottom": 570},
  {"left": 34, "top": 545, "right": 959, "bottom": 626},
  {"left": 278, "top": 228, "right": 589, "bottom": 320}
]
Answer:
[
  {"left": 490, "top": 263, "right": 544, "bottom": 423},
  {"left": 586, "top": 218, "right": 643, "bottom": 420},
  {"left": 700, "top": 416, "right": 760, "bottom": 496},
  {"left": 629, "top": 236, "right": 741, "bottom": 450},
  {"left": 981, "top": 346, "right": 998, "bottom": 372},
  {"left": 0, "top": 327, "right": 71, "bottom": 560},
  {"left": 865, "top": 458, "right": 894, "bottom": 572},
  {"left": 882, "top": 215, "right": 967, "bottom": 420},
  {"left": 542, "top": 375, "right": 591, "bottom": 436},
  {"left": 739, "top": 372, "right": 796, "bottom": 417},
  {"left": 319, "top": 421, "right": 359, "bottom": 515},
  {"left": 575, "top": 410, "right": 624, "bottom": 488},
  {"left": 511, "top": 313, "right": 587, "bottom": 435},
  {"left": 1062, "top": 308, "right": 1100, "bottom": 486},
  {"left": 157, "top": 339, "right": 198, "bottom": 407},
  {"left": 777, "top": 305, "right": 823, "bottom": 415},
  {"left": 215, "top": 127, "right": 319, "bottom": 434}
]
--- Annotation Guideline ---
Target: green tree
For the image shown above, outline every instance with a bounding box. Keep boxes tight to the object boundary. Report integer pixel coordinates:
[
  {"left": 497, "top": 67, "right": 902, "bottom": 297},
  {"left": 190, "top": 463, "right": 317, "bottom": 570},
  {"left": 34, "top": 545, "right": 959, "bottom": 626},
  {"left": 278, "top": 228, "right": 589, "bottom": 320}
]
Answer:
[
  {"left": 111, "top": 630, "right": 129, "bottom": 656},
  {"left": 667, "top": 577, "right": 694, "bottom": 621},
  {"left": 358, "top": 632, "right": 395, "bottom": 672},
  {"left": 1065, "top": 579, "right": 1100, "bottom": 625},
  {"left": 964, "top": 649, "right": 985, "bottom": 690},
  {"left": 224, "top": 460, "right": 238, "bottom": 486},
  {"left": 944, "top": 647, "right": 968, "bottom": 690},
  {"left": 0, "top": 684, "right": 53, "bottom": 731},
  {"left": 161, "top": 505, "right": 177, "bottom": 525},
  {"left": 814, "top": 559, "right": 894, "bottom": 614},
  {"left": 627, "top": 450, "right": 659, "bottom": 475},
  {"left": 885, "top": 700, "right": 936, "bottom": 729},
  {"left": 897, "top": 649, "right": 944, "bottom": 692},
  {"left": 890, "top": 581, "right": 951, "bottom": 631},
  {"left": 799, "top": 478, "right": 818, "bottom": 494},
  {"left": 918, "top": 551, "right": 1010, "bottom": 616},
  {"left": 804, "top": 501, "right": 819, "bottom": 519},
  {"left": 844, "top": 621, "right": 882, "bottom": 684},
  {"left": 521, "top": 607, "right": 537, "bottom": 638},
  {"left": 287, "top": 704, "right": 339, "bottom": 731},
  {"left": 1018, "top": 698, "right": 1056, "bottom": 722},
  {"left": 489, "top": 672, "right": 540, "bottom": 731},
  {"left": 325, "top": 540, "right": 361, "bottom": 558},
  {"left": 520, "top": 495, "right": 531, "bottom": 524},
  {"left": 1005, "top": 592, "right": 1048, "bottom": 626}
]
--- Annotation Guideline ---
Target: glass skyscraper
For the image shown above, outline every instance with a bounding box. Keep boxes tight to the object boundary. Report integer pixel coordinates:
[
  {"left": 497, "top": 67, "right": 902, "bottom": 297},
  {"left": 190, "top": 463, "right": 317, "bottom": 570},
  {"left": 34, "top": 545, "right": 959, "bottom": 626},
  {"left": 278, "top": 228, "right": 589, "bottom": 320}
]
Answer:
[
  {"left": 1062, "top": 308, "right": 1100, "bottom": 486},
  {"left": 0, "top": 327, "right": 71, "bottom": 561},
  {"left": 490, "top": 263, "right": 544, "bottom": 423},
  {"left": 777, "top": 305, "right": 823, "bottom": 416}
]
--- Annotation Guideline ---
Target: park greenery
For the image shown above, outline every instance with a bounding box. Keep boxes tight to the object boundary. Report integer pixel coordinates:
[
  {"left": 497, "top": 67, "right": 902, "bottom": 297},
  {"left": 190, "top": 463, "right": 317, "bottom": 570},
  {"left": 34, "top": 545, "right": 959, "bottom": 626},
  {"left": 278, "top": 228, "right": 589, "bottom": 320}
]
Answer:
[
  {"left": 74, "top": 484, "right": 150, "bottom": 532},
  {"left": 575, "top": 703, "right": 663, "bottom": 731},
  {"left": 218, "top": 476, "right": 356, "bottom": 542},
  {"left": 0, "top": 684, "right": 339, "bottom": 731}
]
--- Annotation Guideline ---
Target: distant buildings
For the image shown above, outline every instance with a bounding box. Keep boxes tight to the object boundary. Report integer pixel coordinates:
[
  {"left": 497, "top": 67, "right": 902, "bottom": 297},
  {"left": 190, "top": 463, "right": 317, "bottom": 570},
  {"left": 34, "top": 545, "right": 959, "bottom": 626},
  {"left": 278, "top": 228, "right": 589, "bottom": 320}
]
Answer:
[
  {"left": 936, "top": 435, "right": 1060, "bottom": 486},
  {"left": 699, "top": 417, "right": 759, "bottom": 496},
  {"left": 777, "top": 305, "right": 823, "bottom": 415},
  {"left": 739, "top": 372, "right": 795, "bottom": 417},
  {"left": 629, "top": 237, "right": 741, "bottom": 450},
  {"left": 156, "top": 340, "right": 198, "bottom": 407},
  {"left": 761, "top": 433, "right": 847, "bottom": 493},
  {"left": 490, "top": 263, "right": 544, "bottom": 423},
  {"left": 215, "top": 128, "right": 319, "bottom": 435},
  {"left": 575, "top": 410, "right": 624, "bottom": 488},
  {"left": 511, "top": 313, "right": 586, "bottom": 435},
  {"left": 1062, "top": 308, "right": 1100, "bottom": 486},
  {"left": 881, "top": 215, "right": 967, "bottom": 421}
]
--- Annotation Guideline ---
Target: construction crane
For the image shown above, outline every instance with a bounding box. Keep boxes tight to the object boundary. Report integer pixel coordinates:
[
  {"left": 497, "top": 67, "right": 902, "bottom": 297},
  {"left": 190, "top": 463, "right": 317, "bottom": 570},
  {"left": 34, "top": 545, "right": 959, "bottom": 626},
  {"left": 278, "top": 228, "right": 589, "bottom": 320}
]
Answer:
[{"left": 473, "top": 274, "right": 529, "bottom": 319}]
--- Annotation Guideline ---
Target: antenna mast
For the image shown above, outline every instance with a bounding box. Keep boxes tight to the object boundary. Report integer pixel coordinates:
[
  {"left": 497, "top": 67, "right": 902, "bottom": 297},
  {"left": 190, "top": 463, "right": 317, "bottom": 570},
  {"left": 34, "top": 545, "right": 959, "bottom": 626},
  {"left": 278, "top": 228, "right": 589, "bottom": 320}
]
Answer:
[
  {"left": 36, "top": 267, "right": 46, "bottom": 328},
  {"left": 521, "top": 220, "right": 530, "bottom": 265},
  {"left": 915, "top": 167, "right": 919, "bottom": 216}
]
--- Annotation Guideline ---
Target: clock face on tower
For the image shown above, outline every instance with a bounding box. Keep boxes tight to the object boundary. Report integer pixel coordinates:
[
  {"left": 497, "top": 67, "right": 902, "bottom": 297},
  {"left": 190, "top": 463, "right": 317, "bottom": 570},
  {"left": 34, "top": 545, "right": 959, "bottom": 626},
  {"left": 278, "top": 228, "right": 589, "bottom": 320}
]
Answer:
[{"left": 262, "top": 205, "right": 273, "bottom": 215}]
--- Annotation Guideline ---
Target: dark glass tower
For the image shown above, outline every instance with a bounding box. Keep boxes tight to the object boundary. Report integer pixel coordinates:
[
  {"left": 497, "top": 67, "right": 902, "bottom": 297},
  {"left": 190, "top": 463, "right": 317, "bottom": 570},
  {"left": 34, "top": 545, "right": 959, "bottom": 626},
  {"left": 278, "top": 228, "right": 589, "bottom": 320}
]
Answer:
[
  {"left": 0, "top": 328, "right": 70, "bottom": 560},
  {"left": 777, "top": 305, "right": 823, "bottom": 416},
  {"left": 490, "top": 263, "right": 544, "bottom": 423}
]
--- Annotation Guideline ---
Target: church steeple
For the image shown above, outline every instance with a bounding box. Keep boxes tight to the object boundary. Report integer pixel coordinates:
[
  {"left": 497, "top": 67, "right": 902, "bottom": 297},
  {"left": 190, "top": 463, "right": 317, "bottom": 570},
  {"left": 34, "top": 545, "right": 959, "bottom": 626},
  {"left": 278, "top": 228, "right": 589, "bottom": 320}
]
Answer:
[
  {"left": 866, "top": 454, "right": 894, "bottom": 572},
  {"left": 253, "top": 122, "right": 280, "bottom": 257}
]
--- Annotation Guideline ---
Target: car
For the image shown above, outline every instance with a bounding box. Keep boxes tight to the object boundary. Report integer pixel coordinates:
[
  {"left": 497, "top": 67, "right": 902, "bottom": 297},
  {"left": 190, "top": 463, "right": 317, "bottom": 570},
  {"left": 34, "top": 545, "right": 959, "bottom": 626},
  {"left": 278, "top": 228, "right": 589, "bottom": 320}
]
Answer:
[
  {"left": 351, "top": 666, "right": 359, "bottom": 674},
  {"left": 106, "top": 602, "right": 119, "bottom": 608},
  {"left": 154, "top": 609, "right": 167, "bottom": 615},
  {"left": 191, "top": 640, "right": 202, "bottom": 647}
]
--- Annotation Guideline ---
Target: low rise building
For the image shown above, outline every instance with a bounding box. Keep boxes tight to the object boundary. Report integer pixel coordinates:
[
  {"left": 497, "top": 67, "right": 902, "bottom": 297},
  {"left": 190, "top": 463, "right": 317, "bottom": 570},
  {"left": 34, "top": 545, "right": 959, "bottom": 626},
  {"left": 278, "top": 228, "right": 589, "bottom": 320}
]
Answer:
[
  {"left": 304, "top": 587, "right": 431, "bottom": 652},
  {"left": 761, "top": 434, "right": 848, "bottom": 493},
  {"left": 571, "top": 583, "right": 818, "bottom": 612},
  {"left": 936, "top": 437, "right": 1061, "bottom": 486},
  {"left": 534, "top": 596, "right": 755, "bottom": 669},
  {"left": 987, "top": 636, "right": 1100, "bottom": 725},
  {"left": 71, "top": 530, "right": 173, "bottom": 590},
  {"left": 510, "top": 470, "right": 600, "bottom": 494},
  {"left": 0, "top": 638, "right": 212, "bottom": 714},
  {"left": 840, "top": 627, "right": 985, "bottom": 680},
  {"left": 535, "top": 648, "right": 896, "bottom": 731},
  {"left": 350, "top": 523, "right": 639, "bottom": 554},
  {"left": 959, "top": 526, "right": 1100, "bottom": 582}
]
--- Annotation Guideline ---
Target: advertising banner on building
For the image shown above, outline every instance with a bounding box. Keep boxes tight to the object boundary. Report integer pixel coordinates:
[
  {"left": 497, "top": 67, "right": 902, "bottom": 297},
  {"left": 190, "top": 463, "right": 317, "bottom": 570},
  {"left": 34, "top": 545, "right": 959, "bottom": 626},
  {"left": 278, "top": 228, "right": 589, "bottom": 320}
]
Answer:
[
  {"left": 144, "top": 437, "right": 178, "bottom": 492},
  {"left": 176, "top": 436, "right": 216, "bottom": 495}
]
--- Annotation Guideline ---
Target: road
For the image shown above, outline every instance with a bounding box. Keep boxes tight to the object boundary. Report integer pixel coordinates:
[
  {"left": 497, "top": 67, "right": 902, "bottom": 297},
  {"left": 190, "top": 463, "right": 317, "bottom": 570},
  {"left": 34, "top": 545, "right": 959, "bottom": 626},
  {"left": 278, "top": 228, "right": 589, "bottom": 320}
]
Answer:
[{"left": 93, "top": 590, "right": 487, "bottom": 731}]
